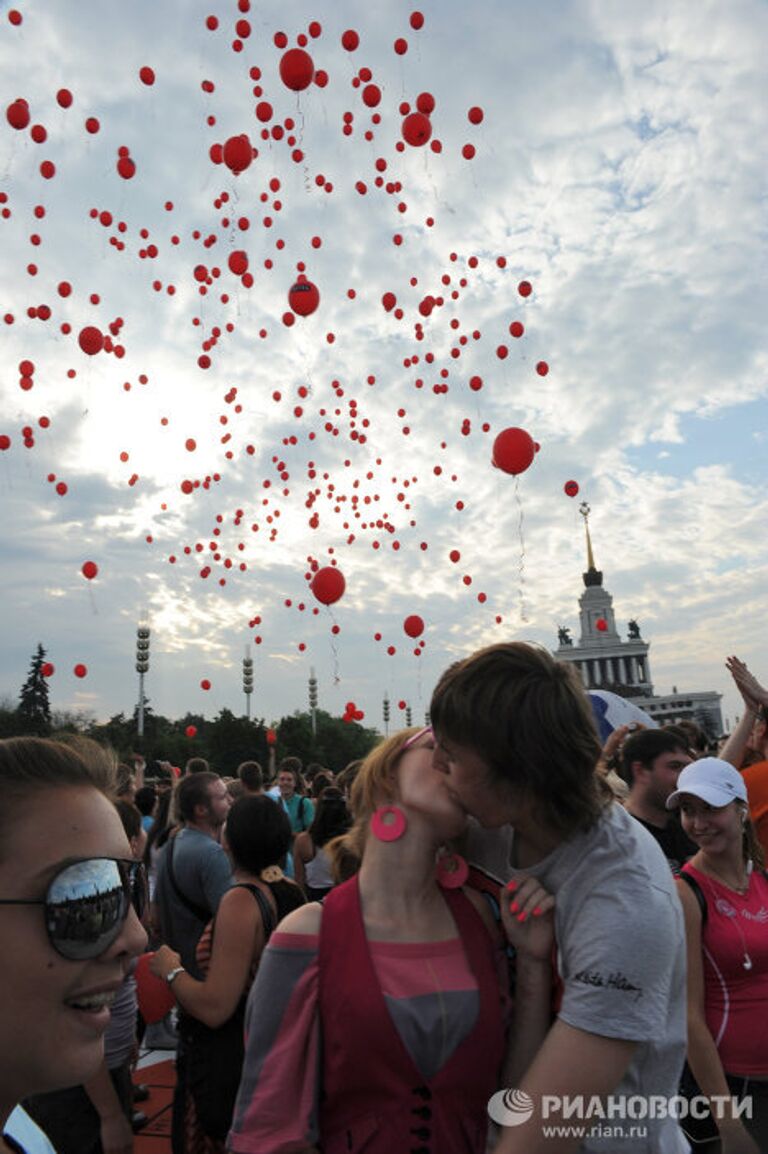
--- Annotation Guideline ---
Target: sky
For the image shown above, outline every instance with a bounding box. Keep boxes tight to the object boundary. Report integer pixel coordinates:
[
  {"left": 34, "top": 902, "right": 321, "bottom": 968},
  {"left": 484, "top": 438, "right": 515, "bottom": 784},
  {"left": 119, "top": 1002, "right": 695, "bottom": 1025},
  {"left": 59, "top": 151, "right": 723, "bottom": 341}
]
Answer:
[{"left": 1, "top": 0, "right": 766, "bottom": 738}]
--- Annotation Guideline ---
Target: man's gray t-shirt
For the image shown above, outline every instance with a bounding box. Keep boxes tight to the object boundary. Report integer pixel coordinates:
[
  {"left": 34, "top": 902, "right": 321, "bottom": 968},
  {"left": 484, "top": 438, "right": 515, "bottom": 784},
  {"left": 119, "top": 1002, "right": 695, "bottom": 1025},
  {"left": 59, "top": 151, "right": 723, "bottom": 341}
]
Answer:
[
  {"left": 466, "top": 802, "right": 689, "bottom": 1154},
  {"left": 154, "top": 826, "right": 233, "bottom": 977}
]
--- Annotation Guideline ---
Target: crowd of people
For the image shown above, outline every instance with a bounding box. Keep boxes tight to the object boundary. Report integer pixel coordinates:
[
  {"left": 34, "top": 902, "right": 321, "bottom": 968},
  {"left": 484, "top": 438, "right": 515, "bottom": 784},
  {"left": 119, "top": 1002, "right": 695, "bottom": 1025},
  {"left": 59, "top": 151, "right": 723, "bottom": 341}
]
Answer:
[{"left": 1, "top": 645, "right": 767, "bottom": 1154}]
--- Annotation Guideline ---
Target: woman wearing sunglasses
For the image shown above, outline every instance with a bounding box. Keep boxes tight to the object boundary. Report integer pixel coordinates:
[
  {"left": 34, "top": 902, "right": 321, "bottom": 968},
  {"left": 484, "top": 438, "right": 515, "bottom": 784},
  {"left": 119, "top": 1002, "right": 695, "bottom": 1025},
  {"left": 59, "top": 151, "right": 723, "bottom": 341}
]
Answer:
[
  {"left": 0, "top": 737, "right": 148, "bottom": 1154},
  {"left": 227, "top": 726, "right": 554, "bottom": 1154}
]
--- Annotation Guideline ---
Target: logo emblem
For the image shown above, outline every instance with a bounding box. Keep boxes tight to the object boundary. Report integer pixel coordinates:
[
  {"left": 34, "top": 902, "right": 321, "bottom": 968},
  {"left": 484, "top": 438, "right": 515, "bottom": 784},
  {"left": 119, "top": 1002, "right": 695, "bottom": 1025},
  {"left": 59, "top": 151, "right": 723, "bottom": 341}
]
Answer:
[{"left": 487, "top": 1088, "right": 534, "bottom": 1127}]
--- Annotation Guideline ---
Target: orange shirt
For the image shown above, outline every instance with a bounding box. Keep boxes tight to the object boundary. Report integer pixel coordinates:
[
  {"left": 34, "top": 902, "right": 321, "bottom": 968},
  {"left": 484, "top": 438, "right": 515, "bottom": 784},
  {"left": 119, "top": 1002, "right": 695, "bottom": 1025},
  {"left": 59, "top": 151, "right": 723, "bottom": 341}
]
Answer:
[{"left": 742, "top": 760, "right": 768, "bottom": 858}]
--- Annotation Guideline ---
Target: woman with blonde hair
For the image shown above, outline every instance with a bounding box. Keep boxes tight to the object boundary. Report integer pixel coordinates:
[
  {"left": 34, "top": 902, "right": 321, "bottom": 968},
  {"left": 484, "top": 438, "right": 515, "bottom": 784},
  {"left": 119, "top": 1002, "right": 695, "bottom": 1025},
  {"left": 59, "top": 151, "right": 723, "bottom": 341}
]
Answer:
[{"left": 228, "top": 726, "right": 553, "bottom": 1154}]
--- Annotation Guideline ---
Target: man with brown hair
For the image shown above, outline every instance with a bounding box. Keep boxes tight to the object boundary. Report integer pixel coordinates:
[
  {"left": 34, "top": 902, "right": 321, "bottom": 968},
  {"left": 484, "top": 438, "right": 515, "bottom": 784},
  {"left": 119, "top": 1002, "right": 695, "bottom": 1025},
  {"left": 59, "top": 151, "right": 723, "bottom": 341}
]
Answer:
[{"left": 430, "top": 641, "right": 688, "bottom": 1154}]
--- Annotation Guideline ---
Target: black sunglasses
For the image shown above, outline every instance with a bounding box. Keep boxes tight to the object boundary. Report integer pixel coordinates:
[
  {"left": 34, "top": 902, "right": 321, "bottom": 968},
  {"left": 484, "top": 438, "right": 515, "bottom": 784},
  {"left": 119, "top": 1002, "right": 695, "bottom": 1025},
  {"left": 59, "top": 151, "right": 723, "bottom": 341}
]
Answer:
[{"left": 0, "top": 857, "right": 147, "bottom": 960}]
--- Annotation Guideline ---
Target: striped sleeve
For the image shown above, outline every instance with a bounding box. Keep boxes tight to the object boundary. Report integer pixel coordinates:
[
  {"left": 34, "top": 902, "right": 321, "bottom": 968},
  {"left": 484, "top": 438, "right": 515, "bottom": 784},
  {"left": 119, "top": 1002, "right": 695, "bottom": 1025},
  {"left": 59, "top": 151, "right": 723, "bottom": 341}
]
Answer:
[{"left": 228, "top": 931, "right": 320, "bottom": 1154}]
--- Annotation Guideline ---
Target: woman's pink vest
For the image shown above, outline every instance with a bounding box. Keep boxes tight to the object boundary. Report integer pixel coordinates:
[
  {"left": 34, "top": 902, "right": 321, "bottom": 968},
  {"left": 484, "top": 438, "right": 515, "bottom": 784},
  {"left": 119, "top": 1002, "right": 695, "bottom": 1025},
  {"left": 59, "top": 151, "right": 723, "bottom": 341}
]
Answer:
[{"left": 317, "top": 876, "right": 505, "bottom": 1154}]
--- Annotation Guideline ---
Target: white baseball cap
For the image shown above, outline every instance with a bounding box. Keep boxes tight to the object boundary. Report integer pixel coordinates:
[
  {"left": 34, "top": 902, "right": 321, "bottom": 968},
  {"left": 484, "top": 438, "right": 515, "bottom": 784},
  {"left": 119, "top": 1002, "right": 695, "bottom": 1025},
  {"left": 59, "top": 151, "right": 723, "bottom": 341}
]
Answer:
[{"left": 666, "top": 757, "right": 748, "bottom": 810}]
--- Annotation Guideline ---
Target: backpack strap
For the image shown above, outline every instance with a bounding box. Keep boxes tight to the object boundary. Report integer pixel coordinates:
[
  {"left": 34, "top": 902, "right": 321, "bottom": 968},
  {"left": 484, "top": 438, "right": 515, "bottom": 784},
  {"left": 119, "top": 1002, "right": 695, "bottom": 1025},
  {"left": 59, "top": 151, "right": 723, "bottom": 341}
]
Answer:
[
  {"left": 166, "top": 832, "right": 213, "bottom": 923},
  {"left": 678, "top": 870, "right": 707, "bottom": 924}
]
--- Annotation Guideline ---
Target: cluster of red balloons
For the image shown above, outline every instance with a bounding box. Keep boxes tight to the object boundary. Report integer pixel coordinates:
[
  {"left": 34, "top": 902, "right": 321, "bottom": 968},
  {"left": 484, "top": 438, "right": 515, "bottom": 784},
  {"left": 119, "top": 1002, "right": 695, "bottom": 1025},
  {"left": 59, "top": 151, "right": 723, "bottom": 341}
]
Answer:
[{"left": 342, "top": 700, "right": 365, "bottom": 724}]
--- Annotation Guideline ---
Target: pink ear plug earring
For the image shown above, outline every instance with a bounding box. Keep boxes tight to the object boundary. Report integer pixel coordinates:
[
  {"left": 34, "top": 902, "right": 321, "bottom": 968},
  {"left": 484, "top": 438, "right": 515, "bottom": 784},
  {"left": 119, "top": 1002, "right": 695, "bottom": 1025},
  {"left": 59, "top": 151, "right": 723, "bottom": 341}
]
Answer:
[
  {"left": 371, "top": 805, "right": 407, "bottom": 842},
  {"left": 435, "top": 848, "right": 469, "bottom": 889}
]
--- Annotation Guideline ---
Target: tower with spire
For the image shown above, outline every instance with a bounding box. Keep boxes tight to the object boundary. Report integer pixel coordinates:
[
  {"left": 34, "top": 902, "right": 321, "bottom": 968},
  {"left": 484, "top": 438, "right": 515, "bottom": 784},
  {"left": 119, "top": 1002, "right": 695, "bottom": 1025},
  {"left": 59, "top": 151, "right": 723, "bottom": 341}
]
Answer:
[
  {"left": 554, "top": 504, "right": 723, "bottom": 735},
  {"left": 556, "top": 503, "right": 652, "bottom": 695}
]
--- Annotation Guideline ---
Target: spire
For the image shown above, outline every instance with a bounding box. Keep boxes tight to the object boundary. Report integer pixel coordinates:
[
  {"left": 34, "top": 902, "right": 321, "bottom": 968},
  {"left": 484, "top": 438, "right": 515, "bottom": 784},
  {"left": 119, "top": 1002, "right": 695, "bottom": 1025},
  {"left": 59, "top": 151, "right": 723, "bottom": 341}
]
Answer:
[{"left": 579, "top": 502, "right": 603, "bottom": 587}]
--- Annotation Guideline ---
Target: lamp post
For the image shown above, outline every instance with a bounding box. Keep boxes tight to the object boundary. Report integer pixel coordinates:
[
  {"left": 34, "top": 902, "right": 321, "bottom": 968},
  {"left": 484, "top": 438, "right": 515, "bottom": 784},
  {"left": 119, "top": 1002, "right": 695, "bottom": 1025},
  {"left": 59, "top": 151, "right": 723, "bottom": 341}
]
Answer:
[
  {"left": 383, "top": 692, "right": 390, "bottom": 736},
  {"left": 135, "top": 622, "right": 150, "bottom": 743},
  {"left": 242, "top": 648, "right": 254, "bottom": 720},
  {"left": 308, "top": 667, "right": 318, "bottom": 737},
  {"left": 405, "top": 703, "right": 412, "bottom": 727}
]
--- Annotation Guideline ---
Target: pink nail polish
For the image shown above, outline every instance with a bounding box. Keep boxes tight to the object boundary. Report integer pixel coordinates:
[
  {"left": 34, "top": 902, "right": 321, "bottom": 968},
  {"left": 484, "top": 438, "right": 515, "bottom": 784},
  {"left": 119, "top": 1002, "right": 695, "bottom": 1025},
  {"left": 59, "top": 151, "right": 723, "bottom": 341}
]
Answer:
[
  {"left": 533, "top": 906, "right": 542, "bottom": 916},
  {"left": 517, "top": 911, "right": 527, "bottom": 923},
  {"left": 510, "top": 901, "right": 519, "bottom": 913}
]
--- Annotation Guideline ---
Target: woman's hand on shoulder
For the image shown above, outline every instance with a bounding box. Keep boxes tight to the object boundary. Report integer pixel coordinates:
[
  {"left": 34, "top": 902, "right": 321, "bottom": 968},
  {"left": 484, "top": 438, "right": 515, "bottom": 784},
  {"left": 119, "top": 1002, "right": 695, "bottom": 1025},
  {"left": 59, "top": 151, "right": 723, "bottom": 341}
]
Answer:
[{"left": 500, "top": 875, "right": 555, "bottom": 964}]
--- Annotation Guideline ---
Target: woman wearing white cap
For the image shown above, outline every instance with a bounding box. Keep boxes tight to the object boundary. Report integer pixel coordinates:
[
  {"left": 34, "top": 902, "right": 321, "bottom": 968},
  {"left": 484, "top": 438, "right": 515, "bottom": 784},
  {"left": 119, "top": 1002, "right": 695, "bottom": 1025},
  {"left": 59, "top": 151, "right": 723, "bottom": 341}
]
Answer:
[{"left": 669, "top": 757, "right": 768, "bottom": 1153}]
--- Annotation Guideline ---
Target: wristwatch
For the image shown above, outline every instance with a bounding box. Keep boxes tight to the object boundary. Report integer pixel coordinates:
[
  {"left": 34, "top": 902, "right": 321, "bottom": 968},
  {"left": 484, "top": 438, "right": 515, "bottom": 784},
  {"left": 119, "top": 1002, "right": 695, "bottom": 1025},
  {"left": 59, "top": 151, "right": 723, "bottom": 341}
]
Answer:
[{"left": 165, "top": 965, "right": 185, "bottom": 986}]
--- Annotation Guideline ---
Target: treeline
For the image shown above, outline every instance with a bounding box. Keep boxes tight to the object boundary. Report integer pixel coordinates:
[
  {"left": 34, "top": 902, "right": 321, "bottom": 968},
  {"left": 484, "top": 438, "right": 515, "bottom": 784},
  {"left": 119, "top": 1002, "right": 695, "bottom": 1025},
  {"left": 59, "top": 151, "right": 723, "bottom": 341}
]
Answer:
[{"left": 0, "top": 701, "right": 380, "bottom": 777}]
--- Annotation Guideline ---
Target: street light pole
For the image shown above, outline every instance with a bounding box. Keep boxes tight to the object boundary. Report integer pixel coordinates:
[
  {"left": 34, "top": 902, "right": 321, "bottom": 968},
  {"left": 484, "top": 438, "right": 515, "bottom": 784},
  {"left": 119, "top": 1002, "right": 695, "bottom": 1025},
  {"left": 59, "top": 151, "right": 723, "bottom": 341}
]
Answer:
[
  {"left": 135, "top": 622, "right": 150, "bottom": 744},
  {"left": 242, "top": 647, "right": 254, "bottom": 719},
  {"left": 309, "top": 667, "right": 318, "bottom": 737}
]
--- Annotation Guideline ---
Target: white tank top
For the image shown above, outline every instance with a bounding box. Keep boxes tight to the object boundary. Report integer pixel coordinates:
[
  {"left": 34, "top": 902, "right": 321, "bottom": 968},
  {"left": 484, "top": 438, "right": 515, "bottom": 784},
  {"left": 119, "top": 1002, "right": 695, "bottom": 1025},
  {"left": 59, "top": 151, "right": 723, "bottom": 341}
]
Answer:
[{"left": 304, "top": 844, "right": 334, "bottom": 890}]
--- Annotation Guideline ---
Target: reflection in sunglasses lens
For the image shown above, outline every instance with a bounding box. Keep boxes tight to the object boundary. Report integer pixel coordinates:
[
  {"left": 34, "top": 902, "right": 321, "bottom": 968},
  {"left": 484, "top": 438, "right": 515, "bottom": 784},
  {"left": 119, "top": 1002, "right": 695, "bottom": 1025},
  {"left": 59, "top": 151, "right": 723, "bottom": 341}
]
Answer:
[{"left": 47, "top": 859, "right": 126, "bottom": 959}]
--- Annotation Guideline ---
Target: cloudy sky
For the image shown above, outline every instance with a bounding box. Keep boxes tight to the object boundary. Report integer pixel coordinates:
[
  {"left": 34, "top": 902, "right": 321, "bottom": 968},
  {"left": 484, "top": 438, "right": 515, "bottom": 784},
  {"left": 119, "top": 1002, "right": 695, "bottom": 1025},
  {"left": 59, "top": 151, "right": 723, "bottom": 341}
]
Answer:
[{"left": 1, "top": 0, "right": 765, "bottom": 738}]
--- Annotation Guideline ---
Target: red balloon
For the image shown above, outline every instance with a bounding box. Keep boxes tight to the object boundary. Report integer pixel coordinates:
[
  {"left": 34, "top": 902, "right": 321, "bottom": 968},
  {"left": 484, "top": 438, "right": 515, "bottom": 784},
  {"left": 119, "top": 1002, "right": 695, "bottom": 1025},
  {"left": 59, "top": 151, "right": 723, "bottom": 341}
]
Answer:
[
  {"left": 266, "top": 727, "right": 277, "bottom": 745},
  {"left": 41, "top": 662, "right": 55, "bottom": 678},
  {"left": 492, "top": 428, "right": 536, "bottom": 476},
  {"left": 78, "top": 326, "right": 104, "bottom": 355},
  {"left": 6, "top": 98, "right": 30, "bottom": 130},
  {"left": 310, "top": 566, "right": 345, "bottom": 605},
  {"left": 596, "top": 618, "right": 608, "bottom": 633},
  {"left": 200, "top": 679, "right": 211, "bottom": 691},
  {"left": 518, "top": 280, "right": 532, "bottom": 297},
  {"left": 116, "top": 155, "right": 136, "bottom": 180},
  {"left": 56, "top": 89, "right": 73, "bottom": 109},
  {"left": 81, "top": 560, "right": 98, "bottom": 580},
  {"left": 289, "top": 278, "right": 320, "bottom": 317},
  {"left": 564, "top": 480, "right": 579, "bottom": 498},
  {"left": 222, "top": 134, "right": 252, "bottom": 174},
  {"left": 341, "top": 29, "right": 359, "bottom": 51},
  {"left": 73, "top": 664, "right": 87, "bottom": 678},
  {"left": 135, "top": 953, "right": 176, "bottom": 1024},
  {"left": 536, "top": 361, "right": 549, "bottom": 377},
  {"left": 139, "top": 66, "right": 155, "bottom": 86},
  {"left": 403, "top": 614, "right": 424, "bottom": 639},
  {"left": 402, "top": 111, "right": 432, "bottom": 147},
  {"left": 362, "top": 84, "right": 381, "bottom": 108},
  {"left": 468, "top": 106, "right": 484, "bottom": 125},
  {"left": 279, "top": 48, "right": 314, "bottom": 91},
  {"left": 228, "top": 250, "right": 249, "bottom": 275},
  {"left": 185, "top": 724, "right": 197, "bottom": 738}
]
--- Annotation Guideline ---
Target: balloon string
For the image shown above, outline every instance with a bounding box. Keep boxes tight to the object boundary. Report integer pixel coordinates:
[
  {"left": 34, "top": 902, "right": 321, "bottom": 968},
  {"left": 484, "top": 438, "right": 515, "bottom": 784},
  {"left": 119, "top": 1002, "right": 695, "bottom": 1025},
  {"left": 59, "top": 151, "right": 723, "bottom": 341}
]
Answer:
[
  {"left": 328, "top": 608, "right": 340, "bottom": 684},
  {"left": 515, "top": 478, "right": 528, "bottom": 623},
  {"left": 88, "top": 585, "right": 99, "bottom": 616}
]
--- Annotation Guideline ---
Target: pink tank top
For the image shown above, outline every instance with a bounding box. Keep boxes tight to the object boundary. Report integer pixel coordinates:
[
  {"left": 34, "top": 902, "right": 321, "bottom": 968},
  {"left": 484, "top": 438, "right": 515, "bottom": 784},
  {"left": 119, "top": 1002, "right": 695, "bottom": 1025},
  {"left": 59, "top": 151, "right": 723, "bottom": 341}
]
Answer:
[{"left": 683, "top": 863, "right": 768, "bottom": 1075}]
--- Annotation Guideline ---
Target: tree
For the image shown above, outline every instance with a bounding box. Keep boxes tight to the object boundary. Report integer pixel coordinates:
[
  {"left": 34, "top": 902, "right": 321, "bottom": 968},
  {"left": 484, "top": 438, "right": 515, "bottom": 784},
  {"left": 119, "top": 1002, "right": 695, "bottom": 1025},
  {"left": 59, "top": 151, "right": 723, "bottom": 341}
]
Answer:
[
  {"left": 273, "top": 710, "right": 379, "bottom": 771},
  {"left": 17, "top": 644, "right": 51, "bottom": 734},
  {"left": 206, "top": 709, "right": 266, "bottom": 776}
]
